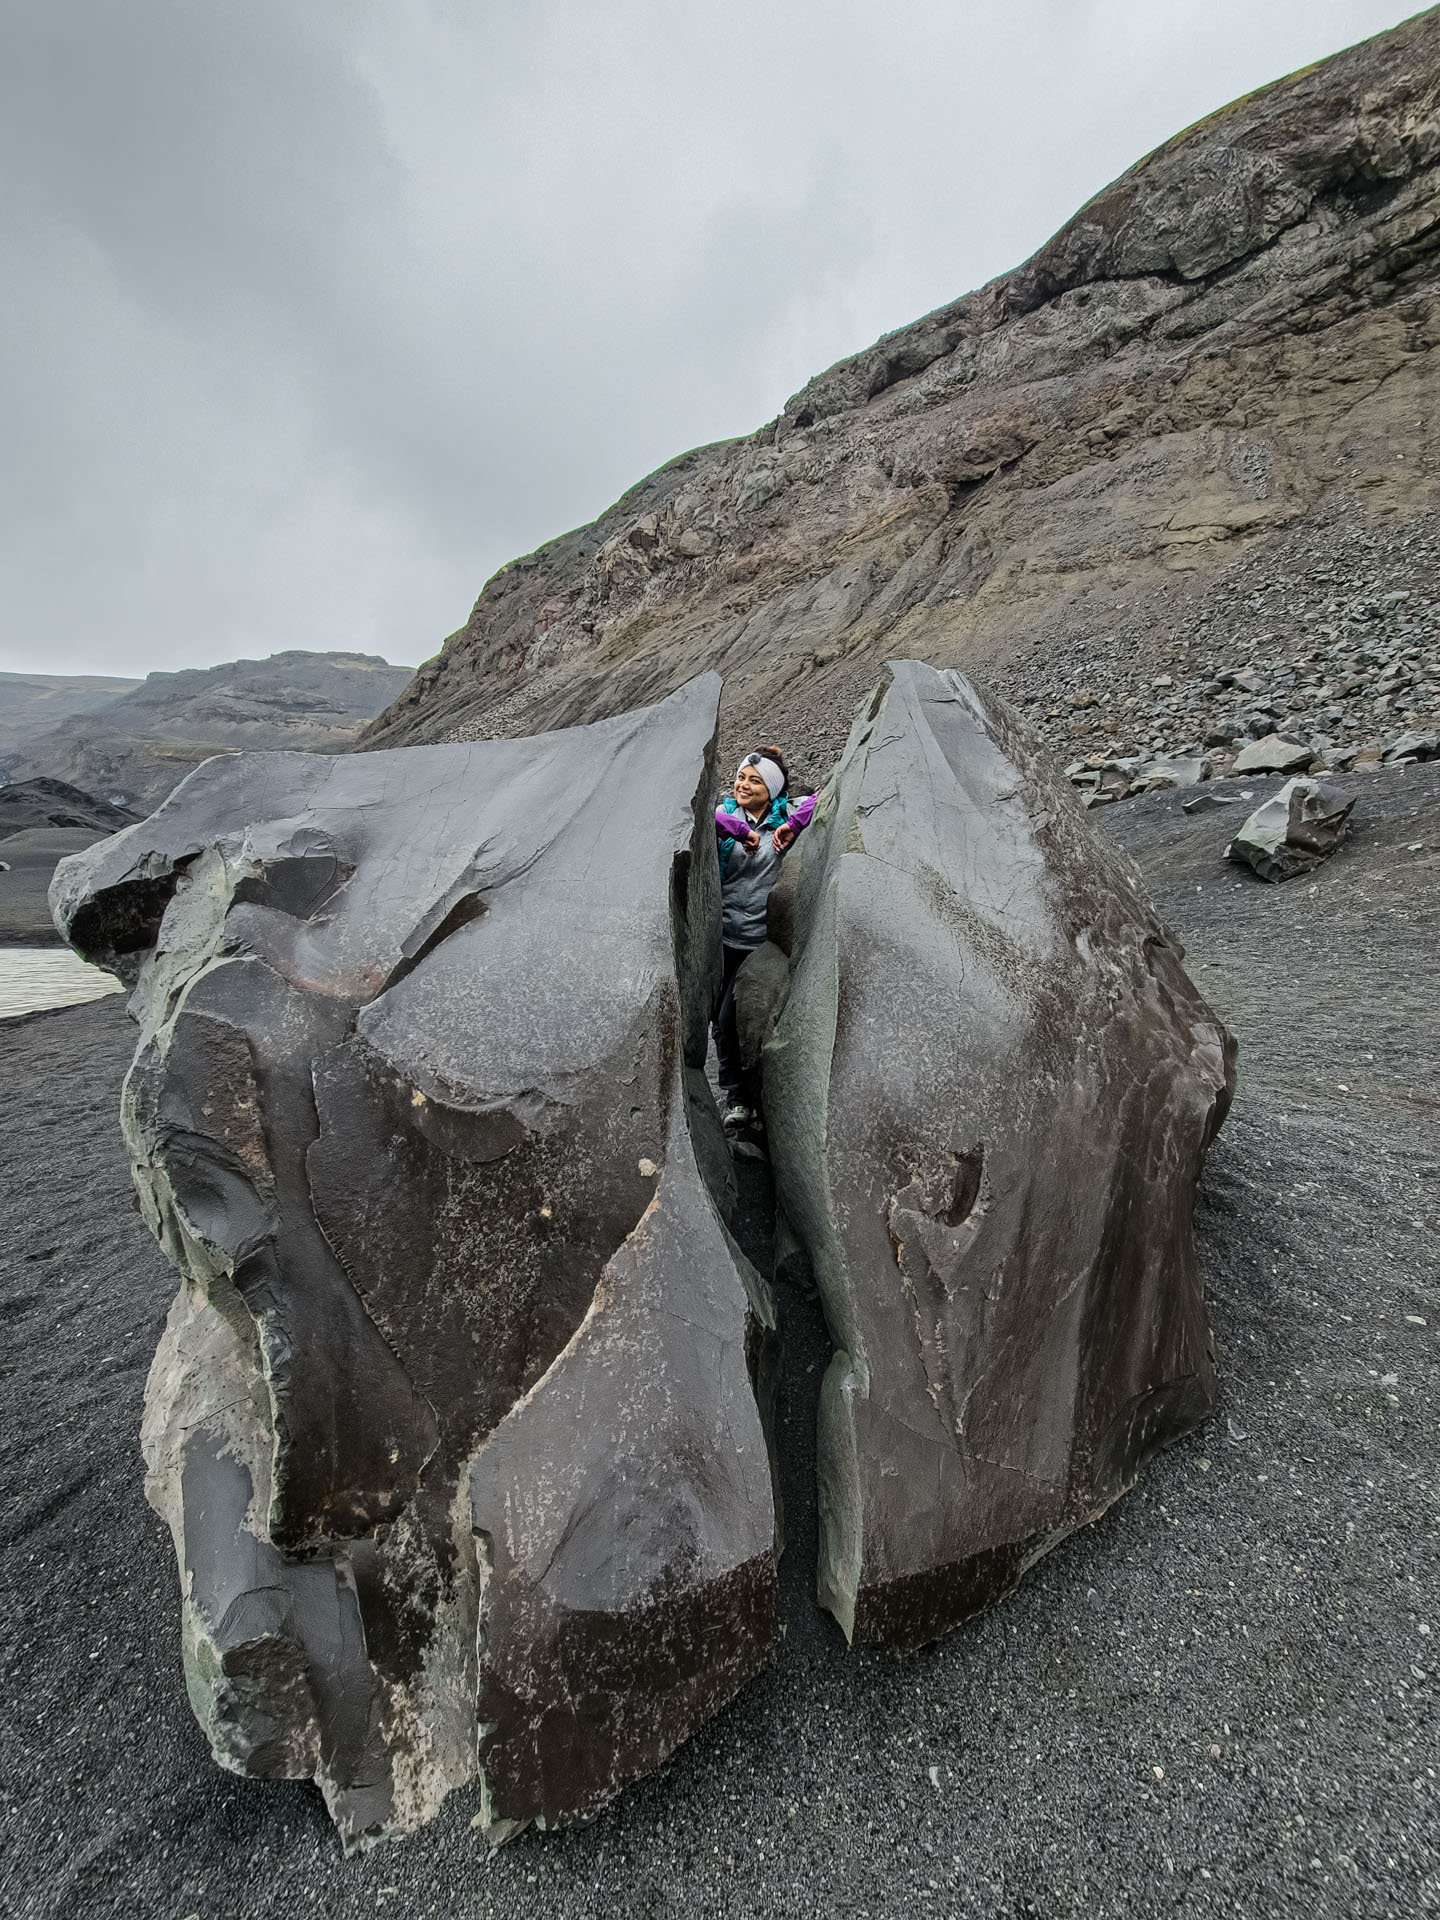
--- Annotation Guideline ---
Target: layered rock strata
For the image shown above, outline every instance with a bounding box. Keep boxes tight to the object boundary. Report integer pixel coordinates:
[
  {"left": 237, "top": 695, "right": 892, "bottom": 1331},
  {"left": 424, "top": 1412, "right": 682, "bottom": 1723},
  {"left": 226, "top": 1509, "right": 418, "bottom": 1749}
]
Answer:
[
  {"left": 756, "top": 662, "right": 1236, "bottom": 1647},
  {"left": 362, "top": 13, "right": 1440, "bottom": 784},
  {"left": 50, "top": 676, "right": 779, "bottom": 1847}
]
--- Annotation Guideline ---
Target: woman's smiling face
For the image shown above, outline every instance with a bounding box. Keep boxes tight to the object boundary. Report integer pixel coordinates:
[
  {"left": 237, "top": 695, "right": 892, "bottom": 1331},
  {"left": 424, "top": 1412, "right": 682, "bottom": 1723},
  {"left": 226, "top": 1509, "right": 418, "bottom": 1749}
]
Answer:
[{"left": 733, "top": 763, "right": 771, "bottom": 813}]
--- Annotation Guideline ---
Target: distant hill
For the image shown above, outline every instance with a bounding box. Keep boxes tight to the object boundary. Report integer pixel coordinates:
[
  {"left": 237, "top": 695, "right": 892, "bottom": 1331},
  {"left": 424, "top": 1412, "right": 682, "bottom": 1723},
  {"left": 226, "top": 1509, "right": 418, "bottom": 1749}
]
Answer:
[
  {"left": 4, "top": 651, "right": 415, "bottom": 811},
  {"left": 0, "top": 777, "right": 138, "bottom": 836},
  {"left": 0, "top": 780, "right": 140, "bottom": 944},
  {"left": 0, "top": 671, "right": 142, "bottom": 766}
]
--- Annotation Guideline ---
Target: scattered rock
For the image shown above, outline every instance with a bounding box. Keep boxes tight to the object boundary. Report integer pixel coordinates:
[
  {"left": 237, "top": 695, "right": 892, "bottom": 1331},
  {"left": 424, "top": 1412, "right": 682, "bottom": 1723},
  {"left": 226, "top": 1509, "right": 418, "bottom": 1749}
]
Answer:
[
  {"left": 50, "top": 675, "right": 780, "bottom": 1847},
  {"left": 1231, "top": 736, "right": 1314, "bottom": 775},
  {"left": 1225, "top": 778, "right": 1356, "bottom": 883},
  {"left": 1182, "top": 793, "right": 1237, "bottom": 814},
  {"left": 761, "top": 664, "right": 1236, "bottom": 1648},
  {"left": 1384, "top": 730, "right": 1439, "bottom": 763}
]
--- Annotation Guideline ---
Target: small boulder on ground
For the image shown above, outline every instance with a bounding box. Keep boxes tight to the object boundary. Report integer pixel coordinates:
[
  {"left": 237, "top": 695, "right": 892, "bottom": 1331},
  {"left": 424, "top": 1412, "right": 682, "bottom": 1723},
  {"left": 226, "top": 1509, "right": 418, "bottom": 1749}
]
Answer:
[
  {"left": 1231, "top": 735, "right": 1314, "bottom": 775},
  {"left": 1383, "top": 731, "right": 1438, "bottom": 764},
  {"left": 1226, "top": 777, "right": 1356, "bottom": 882},
  {"left": 1135, "top": 754, "right": 1206, "bottom": 790}
]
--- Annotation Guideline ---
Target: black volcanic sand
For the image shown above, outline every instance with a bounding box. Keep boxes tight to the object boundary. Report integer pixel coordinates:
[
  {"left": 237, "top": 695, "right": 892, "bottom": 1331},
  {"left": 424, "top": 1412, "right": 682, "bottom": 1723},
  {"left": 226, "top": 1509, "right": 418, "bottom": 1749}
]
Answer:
[{"left": 2, "top": 767, "right": 1437, "bottom": 1920}]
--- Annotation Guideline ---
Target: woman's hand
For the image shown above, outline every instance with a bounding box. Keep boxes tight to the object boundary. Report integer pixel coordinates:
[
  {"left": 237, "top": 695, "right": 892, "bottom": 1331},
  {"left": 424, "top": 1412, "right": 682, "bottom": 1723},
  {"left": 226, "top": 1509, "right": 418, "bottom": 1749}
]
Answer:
[
  {"left": 773, "top": 822, "right": 794, "bottom": 851},
  {"left": 744, "top": 827, "right": 762, "bottom": 850}
]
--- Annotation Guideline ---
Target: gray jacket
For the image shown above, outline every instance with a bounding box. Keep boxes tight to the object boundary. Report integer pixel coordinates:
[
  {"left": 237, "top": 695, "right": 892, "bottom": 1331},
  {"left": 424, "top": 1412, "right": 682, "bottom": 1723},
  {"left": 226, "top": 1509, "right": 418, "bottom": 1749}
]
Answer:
[{"left": 720, "top": 828, "right": 785, "bottom": 949}]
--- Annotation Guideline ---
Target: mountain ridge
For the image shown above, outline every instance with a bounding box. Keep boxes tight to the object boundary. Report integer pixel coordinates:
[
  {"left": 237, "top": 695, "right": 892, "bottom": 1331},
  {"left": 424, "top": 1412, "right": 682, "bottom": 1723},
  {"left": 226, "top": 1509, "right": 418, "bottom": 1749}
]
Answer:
[
  {"left": 5, "top": 650, "right": 415, "bottom": 810},
  {"left": 361, "top": 8, "right": 1440, "bottom": 777}
]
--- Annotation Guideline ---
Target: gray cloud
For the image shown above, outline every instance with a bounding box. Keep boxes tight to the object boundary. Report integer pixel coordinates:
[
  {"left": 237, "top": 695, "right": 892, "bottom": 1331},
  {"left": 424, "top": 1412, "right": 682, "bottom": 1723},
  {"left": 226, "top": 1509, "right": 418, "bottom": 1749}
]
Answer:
[{"left": 0, "top": 0, "right": 1420, "bottom": 675}]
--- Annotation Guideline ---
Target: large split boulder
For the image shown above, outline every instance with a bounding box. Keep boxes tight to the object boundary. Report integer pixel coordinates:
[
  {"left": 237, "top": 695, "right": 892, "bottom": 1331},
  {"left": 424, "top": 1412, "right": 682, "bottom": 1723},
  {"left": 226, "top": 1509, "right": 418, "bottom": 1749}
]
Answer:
[
  {"left": 759, "top": 662, "right": 1236, "bottom": 1648},
  {"left": 50, "top": 675, "right": 779, "bottom": 1847}
]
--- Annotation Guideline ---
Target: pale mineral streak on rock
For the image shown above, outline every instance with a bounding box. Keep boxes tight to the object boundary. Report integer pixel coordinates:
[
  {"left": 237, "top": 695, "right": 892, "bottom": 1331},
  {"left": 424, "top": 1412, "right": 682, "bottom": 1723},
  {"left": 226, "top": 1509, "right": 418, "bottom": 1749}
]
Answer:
[
  {"left": 50, "top": 673, "right": 780, "bottom": 1847},
  {"left": 759, "top": 662, "right": 1237, "bottom": 1649}
]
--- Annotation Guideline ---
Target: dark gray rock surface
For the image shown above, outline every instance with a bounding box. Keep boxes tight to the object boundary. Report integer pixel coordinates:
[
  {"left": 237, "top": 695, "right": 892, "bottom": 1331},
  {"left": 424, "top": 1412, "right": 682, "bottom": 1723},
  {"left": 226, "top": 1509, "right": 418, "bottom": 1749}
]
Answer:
[
  {"left": 760, "top": 664, "right": 1235, "bottom": 1646},
  {"left": 3, "top": 762, "right": 1435, "bottom": 1916},
  {"left": 46, "top": 675, "right": 779, "bottom": 1847}
]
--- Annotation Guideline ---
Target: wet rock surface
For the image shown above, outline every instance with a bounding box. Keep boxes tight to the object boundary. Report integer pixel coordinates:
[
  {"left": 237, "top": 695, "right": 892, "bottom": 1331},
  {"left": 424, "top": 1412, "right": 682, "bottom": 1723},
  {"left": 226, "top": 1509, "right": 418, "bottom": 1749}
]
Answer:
[
  {"left": 761, "top": 664, "right": 1235, "bottom": 1646},
  {"left": 47, "top": 675, "right": 779, "bottom": 1847},
  {"left": 5, "top": 763, "right": 1436, "bottom": 1917}
]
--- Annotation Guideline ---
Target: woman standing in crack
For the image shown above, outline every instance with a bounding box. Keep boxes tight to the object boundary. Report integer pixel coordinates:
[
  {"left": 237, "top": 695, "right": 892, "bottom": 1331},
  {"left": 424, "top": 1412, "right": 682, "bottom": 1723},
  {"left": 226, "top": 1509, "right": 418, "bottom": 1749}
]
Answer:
[{"left": 712, "top": 746, "right": 815, "bottom": 1132}]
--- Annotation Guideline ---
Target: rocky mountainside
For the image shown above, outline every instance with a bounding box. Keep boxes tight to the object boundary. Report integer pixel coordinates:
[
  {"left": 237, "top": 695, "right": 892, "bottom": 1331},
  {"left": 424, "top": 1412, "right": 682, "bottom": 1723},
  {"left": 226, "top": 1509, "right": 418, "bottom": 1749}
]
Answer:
[
  {"left": 363, "top": 10, "right": 1440, "bottom": 785},
  {"left": 8, "top": 651, "right": 414, "bottom": 811},
  {"left": 0, "top": 672, "right": 142, "bottom": 768}
]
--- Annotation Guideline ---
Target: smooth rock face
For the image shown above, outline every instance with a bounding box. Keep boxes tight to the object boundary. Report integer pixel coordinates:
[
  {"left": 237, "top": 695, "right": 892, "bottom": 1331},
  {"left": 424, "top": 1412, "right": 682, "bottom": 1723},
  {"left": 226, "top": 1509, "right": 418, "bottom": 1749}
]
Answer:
[
  {"left": 1226, "top": 777, "right": 1356, "bottom": 882},
  {"left": 760, "top": 663, "right": 1236, "bottom": 1648},
  {"left": 50, "top": 676, "right": 779, "bottom": 1847}
]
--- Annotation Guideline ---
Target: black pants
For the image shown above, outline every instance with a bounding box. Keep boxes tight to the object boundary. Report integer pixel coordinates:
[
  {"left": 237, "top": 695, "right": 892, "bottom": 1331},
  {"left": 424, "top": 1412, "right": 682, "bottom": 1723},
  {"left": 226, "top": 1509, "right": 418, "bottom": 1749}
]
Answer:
[{"left": 713, "top": 943, "right": 758, "bottom": 1104}]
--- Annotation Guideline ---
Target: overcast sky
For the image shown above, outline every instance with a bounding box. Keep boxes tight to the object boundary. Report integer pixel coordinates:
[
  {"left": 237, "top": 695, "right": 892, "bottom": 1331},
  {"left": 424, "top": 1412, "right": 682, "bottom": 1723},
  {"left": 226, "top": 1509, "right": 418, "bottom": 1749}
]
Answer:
[{"left": 0, "top": 0, "right": 1423, "bottom": 679}]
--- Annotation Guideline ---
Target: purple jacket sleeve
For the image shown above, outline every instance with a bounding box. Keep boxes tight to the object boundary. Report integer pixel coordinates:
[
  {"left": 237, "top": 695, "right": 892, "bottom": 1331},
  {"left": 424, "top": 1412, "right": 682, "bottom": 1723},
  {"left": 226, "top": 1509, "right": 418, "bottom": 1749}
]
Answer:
[
  {"left": 785, "top": 793, "right": 816, "bottom": 834},
  {"left": 715, "top": 806, "right": 755, "bottom": 842}
]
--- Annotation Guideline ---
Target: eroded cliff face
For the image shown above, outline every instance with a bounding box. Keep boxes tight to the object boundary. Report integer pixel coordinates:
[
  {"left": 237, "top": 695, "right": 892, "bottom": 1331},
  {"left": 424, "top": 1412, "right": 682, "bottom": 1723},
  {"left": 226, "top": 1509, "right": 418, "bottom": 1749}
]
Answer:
[{"left": 363, "top": 11, "right": 1440, "bottom": 772}]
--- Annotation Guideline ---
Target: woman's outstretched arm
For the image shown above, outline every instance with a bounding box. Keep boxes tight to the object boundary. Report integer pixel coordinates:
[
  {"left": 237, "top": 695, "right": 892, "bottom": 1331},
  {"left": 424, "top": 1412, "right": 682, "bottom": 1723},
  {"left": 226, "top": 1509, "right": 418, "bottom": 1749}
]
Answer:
[{"left": 715, "top": 805, "right": 761, "bottom": 848}]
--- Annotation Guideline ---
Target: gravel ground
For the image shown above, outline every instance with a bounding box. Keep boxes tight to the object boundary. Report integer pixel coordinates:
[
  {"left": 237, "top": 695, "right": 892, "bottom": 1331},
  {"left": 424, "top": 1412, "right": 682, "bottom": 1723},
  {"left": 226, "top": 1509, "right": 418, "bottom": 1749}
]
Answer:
[{"left": 1, "top": 767, "right": 1437, "bottom": 1920}]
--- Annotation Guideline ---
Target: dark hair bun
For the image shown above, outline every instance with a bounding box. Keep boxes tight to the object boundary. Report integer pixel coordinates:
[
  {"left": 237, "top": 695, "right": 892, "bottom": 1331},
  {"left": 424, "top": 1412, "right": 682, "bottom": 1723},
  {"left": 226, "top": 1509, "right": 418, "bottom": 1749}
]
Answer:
[{"left": 756, "top": 744, "right": 789, "bottom": 793}]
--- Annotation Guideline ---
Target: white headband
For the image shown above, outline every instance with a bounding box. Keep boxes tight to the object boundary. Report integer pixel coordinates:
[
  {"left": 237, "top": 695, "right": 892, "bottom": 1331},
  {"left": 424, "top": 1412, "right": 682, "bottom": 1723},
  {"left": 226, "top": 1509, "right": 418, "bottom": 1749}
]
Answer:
[{"left": 738, "top": 753, "right": 785, "bottom": 800}]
